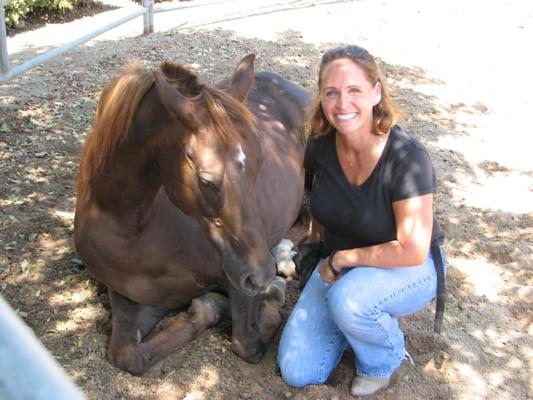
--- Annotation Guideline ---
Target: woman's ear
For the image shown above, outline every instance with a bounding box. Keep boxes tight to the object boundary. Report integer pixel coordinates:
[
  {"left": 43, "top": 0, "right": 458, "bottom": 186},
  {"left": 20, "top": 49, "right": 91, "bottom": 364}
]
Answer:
[{"left": 373, "top": 81, "right": 382, "bottom": 106}]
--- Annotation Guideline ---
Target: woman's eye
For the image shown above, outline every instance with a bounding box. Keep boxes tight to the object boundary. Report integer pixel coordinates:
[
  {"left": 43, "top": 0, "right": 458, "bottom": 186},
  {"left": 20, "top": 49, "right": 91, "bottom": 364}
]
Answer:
[{"left": 325, "top": 90, "right": 337, "bottom": 98}]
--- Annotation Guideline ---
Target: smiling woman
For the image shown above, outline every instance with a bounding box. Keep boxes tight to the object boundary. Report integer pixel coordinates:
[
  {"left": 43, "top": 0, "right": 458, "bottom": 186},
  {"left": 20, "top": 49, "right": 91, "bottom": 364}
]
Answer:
[{"left": 278, "top": 44, "right": 447, "bottom": 398}]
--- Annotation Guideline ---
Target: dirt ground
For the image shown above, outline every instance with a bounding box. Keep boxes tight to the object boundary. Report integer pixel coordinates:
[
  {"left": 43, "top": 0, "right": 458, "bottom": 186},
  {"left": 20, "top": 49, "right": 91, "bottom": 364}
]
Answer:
[{"left": 1, "top": 1, "right": 531, "bottom": 399}]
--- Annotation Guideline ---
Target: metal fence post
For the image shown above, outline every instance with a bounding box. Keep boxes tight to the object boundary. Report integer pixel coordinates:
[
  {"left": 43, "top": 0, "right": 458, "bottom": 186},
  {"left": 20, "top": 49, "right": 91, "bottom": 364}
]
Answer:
[
  {"left": 0, "top": 296, "right": 86, "bottom": 400},
  {"left": 143, "top": 0, "right": 154, "bottom": 35},
  {"left": 0, "top": 3, "right": 10, "bottom": 74}
]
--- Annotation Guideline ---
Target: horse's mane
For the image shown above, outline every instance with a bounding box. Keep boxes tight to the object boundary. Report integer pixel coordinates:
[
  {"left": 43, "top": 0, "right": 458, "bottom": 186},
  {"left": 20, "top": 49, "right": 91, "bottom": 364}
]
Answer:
[
  {"left": 77, "top": 61, "right": 255, "bottom": 198},
  {"left": 159, "top": 61, "right": 255, "bottom": 145}
]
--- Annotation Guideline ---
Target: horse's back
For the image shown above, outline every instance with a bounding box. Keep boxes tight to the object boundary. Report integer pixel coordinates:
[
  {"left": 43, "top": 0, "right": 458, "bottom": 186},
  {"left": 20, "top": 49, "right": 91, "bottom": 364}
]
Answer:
[
  {"left": 247, "top": 72, "right": 311, "bottom": 247},
  {"left": 255, "top": 71, "right": 311, "bottom": 108}
]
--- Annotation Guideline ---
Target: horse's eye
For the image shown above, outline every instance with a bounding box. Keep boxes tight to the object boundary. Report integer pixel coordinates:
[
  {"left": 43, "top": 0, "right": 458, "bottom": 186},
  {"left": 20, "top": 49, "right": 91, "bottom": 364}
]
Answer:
[{"left": 199, "top": 178, "right": 219, "bottom": 193}]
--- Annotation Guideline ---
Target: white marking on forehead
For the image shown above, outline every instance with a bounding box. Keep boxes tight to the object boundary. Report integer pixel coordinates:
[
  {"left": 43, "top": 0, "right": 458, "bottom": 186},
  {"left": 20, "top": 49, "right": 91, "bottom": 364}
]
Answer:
[{"left": 236, "top": 143, "right": 246, "bottom": 168}]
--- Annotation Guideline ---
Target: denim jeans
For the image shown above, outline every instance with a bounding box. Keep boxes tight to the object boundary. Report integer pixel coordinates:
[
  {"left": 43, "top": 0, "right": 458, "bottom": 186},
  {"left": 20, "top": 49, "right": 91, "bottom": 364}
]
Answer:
[{"left": 277, "top": 247, "right": 446, "bottom": 388}]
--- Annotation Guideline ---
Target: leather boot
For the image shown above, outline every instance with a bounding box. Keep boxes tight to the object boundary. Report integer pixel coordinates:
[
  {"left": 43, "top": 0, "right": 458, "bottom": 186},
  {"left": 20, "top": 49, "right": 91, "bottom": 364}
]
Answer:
[
  {"left": 350, "top": 375, "right": 391, "bottom": 397},
  {"left": 350, "top": 360, "right": 407, "bottom": 397}
]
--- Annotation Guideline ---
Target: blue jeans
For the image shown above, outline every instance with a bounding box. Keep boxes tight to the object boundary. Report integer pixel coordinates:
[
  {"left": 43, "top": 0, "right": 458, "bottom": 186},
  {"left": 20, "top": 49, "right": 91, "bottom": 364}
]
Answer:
[{"left": 277, "top": 248, "right": 446, "bottom": 388}]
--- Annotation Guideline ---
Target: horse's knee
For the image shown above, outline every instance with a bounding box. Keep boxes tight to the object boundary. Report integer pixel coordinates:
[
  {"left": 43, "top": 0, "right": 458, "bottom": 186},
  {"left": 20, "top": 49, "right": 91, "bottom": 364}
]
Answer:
[
  {"left": 259, "top": 308, "right": 282, "bottom": 347},
  {"left": 107, "top": 343, "right": 147, "bottom": 376},
  {"left": 231, "top": 336, "right": 265, "bottom": 364},
  {"left": 263, "top": 276, "right": 286, "bottom": 309},
  {"left": 259, "top": 277, "right": 285, "bottom": 342},
  {"left": 229, "top": 279, "right": 286, "bottom": 364},
  {"left": 188, "top": 292, "right": 230, "bottom": 328}
]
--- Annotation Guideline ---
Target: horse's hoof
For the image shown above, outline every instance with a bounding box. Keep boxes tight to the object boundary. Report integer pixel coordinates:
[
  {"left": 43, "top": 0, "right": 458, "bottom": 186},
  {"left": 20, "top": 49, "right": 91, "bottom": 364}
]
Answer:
[
  {"left": 189, "top": 292, "right": 230, "bottom": 327},
  {"left": 277, "top": 259, "right": 297, "bottom": 279},
  {"left": 273, "top": 239, "right": 297, "bottom": 278},
  {"left": 231, "top": 337, "right": 265, "bottom": 364},
  {"left": 107, "top": 345, "right": 147, "bottom": 376}
]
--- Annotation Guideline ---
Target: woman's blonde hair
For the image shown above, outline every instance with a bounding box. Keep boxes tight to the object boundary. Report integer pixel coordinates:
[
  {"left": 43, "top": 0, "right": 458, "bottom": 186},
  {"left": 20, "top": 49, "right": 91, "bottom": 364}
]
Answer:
[{"left": 306, "top": 45, "right": 398, "bottom": 137}]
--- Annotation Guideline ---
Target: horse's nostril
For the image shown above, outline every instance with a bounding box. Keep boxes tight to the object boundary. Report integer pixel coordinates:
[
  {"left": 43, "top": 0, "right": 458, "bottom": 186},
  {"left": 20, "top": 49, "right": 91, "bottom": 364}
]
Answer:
[{"left": 242, "top": 274, "right": 260, "bottom": 294}]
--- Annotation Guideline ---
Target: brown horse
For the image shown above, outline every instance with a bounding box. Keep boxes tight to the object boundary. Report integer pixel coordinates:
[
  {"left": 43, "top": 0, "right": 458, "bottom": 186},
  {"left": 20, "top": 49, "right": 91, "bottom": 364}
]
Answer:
[{"left": 74, "top": 54, "right": 310, "bottom": 375}]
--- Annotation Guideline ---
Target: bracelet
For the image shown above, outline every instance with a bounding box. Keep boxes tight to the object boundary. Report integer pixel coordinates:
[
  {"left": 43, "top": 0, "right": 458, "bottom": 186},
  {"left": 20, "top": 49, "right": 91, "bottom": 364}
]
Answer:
[{"left": 328, "top": 250, "right": 340, "bottom": 276}]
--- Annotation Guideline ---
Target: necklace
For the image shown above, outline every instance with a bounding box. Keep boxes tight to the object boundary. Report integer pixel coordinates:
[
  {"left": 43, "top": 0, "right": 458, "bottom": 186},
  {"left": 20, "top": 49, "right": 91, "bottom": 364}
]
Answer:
[
  {"left": 345, "top": 154, "right": 354, "bottom": 167},
  {"left": 339, "top": 139, "right": 355, "bottom": 167}
]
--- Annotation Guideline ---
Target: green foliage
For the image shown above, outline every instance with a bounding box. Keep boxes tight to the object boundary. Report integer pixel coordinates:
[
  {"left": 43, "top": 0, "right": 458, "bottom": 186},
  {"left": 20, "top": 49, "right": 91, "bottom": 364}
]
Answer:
[
  {"left": 4, "top": 0, "right": 81, "bottom": 28},
  {"left": 132, "top": 0, "right": 172, "bottom": 4}
]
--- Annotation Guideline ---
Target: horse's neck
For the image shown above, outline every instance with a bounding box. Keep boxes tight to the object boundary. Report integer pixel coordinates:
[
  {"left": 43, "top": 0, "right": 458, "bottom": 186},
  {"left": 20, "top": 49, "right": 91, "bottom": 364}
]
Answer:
[{"left": 91, "top": 146, "right": 162, "bottom": 222}]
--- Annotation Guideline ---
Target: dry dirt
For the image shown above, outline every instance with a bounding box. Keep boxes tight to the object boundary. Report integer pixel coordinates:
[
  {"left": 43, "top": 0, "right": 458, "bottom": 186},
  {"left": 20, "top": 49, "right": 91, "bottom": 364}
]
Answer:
[{"left": 0, "top": 1, "right": 531, "bottom": 399}]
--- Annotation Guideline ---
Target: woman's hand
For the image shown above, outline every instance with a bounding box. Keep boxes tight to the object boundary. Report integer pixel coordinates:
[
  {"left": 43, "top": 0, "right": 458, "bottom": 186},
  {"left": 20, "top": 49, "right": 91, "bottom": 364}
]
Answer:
[{"left": 318, "top": 255, "right": 342, "bottom": 284}]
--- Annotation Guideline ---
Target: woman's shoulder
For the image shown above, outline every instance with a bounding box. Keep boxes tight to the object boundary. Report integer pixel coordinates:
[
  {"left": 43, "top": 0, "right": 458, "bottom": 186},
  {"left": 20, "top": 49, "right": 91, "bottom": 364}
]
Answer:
[
  {"left": 389, "top": 125, "right": 428, "bottom": 156},
  {"left": 306, "top": 132, "right": 334, "bottom": 153},
  {"left": 308, "top": 131, "right": 333, "bottom": 144}
]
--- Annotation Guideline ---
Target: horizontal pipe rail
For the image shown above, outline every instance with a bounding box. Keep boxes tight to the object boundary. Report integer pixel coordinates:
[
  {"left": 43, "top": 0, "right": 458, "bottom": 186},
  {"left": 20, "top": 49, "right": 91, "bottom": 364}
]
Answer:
[
  {"left": 0, "top": 0, "right": 238, "bottom": 83},
  {"left": 0, "top": 6, "right": 147, "bottom": 83},
  {"left": 0, "top": 0, "right": 240, "bottom": 83}
]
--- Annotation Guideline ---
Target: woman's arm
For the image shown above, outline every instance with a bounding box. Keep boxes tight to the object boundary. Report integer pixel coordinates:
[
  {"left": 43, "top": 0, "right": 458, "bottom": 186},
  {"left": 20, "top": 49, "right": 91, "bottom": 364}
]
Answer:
[
  {"left": 309, "top": 217, "right": 324, "bottom": 242},
  {"left": 320, "top": 193, "right": 434, "bottom": 282}
]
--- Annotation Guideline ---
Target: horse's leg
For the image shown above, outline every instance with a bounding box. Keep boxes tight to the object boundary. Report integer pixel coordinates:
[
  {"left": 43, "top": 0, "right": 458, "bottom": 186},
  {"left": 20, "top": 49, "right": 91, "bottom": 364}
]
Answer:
[
  {"left": 228, "top": 277, "right": 286, "bottom": 363},
  {"left": 259, "top": 276, "right": 286, "bottom": 343},
  {"left": 107, "top": 289, "right": 230, "bottom": 375},
  {"left": 106, "top": 289, "right": 168, "bottom": 374}
]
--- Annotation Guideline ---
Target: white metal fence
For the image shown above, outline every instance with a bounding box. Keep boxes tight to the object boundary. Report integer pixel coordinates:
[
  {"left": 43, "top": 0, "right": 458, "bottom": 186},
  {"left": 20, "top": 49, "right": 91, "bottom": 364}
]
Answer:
[
  {"left": 0, "top": 295, "right": 87, "bottom": 400},
  {"left": 0, "top": 0, "right": 221, "bottom": 83}
]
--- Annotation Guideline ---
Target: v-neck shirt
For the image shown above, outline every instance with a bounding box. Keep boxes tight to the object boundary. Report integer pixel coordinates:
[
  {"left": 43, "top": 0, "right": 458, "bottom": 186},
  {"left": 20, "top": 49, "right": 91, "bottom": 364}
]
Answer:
[{"left": 304, "top": 125, "right": 444, "bottom": 253}]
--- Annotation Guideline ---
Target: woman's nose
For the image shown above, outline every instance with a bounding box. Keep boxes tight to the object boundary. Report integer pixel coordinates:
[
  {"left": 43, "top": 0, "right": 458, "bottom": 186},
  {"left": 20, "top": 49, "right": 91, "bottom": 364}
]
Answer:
[{"left": 337, "top": 92, "right": 350, "bottom": 107}]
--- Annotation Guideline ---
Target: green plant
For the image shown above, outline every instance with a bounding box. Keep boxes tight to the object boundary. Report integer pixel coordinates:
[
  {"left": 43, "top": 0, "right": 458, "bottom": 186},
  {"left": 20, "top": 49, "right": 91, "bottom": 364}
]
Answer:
[{"left": 4, "top": 0, "right": 80, "bottom": 28}]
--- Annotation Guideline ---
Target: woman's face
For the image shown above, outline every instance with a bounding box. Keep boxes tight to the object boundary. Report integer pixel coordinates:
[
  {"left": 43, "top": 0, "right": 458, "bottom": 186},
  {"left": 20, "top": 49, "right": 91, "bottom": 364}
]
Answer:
[{"left": 320, "top": 57, "right": 381, "bottom": 137}]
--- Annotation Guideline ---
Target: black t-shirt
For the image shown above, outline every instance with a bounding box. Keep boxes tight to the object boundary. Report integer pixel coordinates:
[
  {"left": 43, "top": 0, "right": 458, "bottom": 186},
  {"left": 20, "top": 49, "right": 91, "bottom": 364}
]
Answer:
[{"left": 304, "top": 125, "right": 444, "bottom": 253}]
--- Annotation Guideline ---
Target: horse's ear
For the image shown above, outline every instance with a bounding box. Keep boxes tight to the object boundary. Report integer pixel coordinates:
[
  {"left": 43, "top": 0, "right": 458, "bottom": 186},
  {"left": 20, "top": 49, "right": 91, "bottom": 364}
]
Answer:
[
  {"left": 227, "top": 54, "right": 256, "bottom": 102},
  {"left": 153, "top": 70, "right": 199, "bottom": 128}
]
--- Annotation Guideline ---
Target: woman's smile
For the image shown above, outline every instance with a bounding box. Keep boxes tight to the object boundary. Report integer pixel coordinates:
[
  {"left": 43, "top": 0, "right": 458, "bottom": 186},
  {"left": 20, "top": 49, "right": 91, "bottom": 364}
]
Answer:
[{"left": 336, "top": 112, "right": 357, "bottom": 121}]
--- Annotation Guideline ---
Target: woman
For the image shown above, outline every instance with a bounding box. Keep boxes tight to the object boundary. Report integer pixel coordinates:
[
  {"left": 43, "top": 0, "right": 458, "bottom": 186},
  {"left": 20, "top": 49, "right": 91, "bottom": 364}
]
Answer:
[{"left": 277, "top": 45, "right": 446, "bottom": 397}]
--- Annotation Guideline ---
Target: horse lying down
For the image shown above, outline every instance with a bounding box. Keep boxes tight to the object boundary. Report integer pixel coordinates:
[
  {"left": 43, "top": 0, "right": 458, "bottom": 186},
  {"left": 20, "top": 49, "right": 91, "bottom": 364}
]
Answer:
[{"left": 74, "top": 54, "right": 310, "bottom": 374}]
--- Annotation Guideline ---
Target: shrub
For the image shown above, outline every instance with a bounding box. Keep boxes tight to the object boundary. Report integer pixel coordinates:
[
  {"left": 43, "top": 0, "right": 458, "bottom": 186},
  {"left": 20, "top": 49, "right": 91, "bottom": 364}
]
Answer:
[{"left": 4, "top": 0, "right": 84, "bottom": 28}]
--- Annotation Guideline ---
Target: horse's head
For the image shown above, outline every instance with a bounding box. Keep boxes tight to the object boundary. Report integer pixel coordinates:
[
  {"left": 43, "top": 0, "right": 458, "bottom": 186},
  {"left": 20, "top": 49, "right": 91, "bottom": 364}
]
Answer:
[{"left": 154, "top": 55, "right": 275, "bottom": 296}]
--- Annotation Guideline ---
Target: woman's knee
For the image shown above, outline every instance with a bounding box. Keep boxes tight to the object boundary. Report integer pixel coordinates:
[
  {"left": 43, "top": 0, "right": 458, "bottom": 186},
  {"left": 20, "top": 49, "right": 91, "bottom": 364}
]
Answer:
[
  {"left": 277, "top": 351, "right": 325, "bottom": 388},
  {"left": 326, "top": 271, "right": 377, "bottom": 326}
]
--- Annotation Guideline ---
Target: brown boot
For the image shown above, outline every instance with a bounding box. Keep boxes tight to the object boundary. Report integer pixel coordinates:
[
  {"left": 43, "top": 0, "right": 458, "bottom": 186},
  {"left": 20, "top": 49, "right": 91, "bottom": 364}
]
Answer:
[
  {"left": 350, "top": 375, "right": 391, "bottom": 397},
  {"left": 350, "top": 360, "right": 408, "bottom": 397}
]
